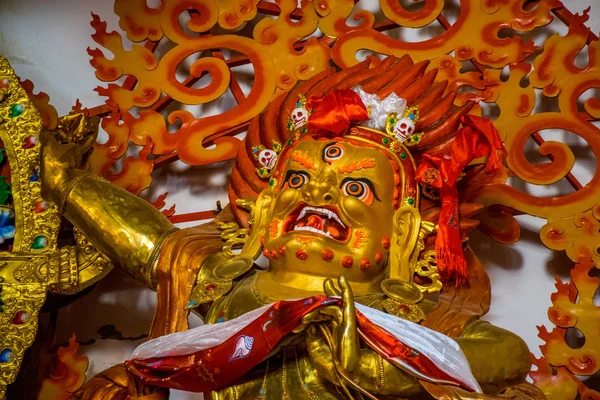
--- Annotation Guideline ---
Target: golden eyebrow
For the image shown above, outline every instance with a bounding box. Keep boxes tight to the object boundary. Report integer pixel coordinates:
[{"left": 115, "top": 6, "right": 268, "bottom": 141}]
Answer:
[
  {"left": 291, "top": 150, "right": 318, "bottom": 171},
  {"left": 337, "top": 158, "right": 377, "bottom": 173}
]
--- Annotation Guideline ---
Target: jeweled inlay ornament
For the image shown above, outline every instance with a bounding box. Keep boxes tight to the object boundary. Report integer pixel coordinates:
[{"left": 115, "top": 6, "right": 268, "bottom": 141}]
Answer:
[
  {"left": 9, "top": 104, "right": 25, "bottom": 118},
  {"left": 0, "top": 349, "right": 14, "bottom": 363},
  {"left": 12, "top": 311, "right": 30, "bottom": 325},
  {"left": 31, "top": 235, "right": 48, "bottom": 250},
  {"left": 29, "top": 167, "right": 40, "bottom": 182},
  {"left": 33, "top": 199, "right": 49, "bottom": 213},
  {"left": 23, "top": 135, "right": 39, "bottom": 149}
]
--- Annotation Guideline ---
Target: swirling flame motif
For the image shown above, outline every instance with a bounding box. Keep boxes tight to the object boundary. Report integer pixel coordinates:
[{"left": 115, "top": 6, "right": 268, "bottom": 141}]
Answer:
[
  {"left": 38, "top": 335, "right": 89, "bottom": 400},
  {"left": 85, "top": 0, "right": 331, "bottom": 193},
  {"left": 31, "top": 0, "right": 598, "bottom": 395},
  {"left": 530, "top": 257, "right": 600, "bottom": 399}
]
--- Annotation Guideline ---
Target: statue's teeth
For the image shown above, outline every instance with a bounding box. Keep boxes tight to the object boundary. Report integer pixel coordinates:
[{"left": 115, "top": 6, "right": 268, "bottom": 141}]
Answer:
[{"left": 293, "top": 225, "right": 329, "bottom": 237}]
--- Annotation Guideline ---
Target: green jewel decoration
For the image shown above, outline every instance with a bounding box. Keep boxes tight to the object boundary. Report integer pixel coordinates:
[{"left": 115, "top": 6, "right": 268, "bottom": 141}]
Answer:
[
  {"left": 407, "top": 197, "right": 415, "bottom": 206},
  {"left": 400, "top": 152, "right": 407, "bottom": 160},
  {"left": 0, "top": 175, "right": 12, "bottom": 205},
  {"left": 382, "top": 137, "right": 390, "bottom": 144},
  {"left": 31, "top": 235, "right": 48, "bottom": 250},
  {"left": 9, "top": 104, "right": 25, "bottom": 118},
  {"left": 301, "top": 127, "right": 307, "bottom": 133}
]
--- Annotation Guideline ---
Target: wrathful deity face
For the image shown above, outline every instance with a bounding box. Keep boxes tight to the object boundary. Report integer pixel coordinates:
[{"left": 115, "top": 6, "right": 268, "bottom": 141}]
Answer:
[{"left": 260, "top": 137, "right": 401, "bottom": 294}]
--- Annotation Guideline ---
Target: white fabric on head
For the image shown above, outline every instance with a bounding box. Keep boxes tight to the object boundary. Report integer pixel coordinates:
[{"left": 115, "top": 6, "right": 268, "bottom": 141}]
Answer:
[{"left": 352, "top": 86, "right": 407, "bottom": 131}]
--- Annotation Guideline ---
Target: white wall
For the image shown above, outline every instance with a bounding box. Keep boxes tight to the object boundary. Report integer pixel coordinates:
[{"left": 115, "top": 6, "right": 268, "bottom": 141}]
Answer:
[{"left": 1, "top": 1, "right": 599, "bottom": 398}]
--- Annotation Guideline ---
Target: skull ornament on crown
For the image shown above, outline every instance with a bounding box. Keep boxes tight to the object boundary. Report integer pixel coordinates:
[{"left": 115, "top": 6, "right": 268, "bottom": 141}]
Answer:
[
  {"left": 258, "top": 149, "right": 277, "bottom": 169},
  {"left": 291, "top": 107, "right": 309, "bottom": 129},
  {"left": 252, "top": 141, "right": 283, "bottom": 179},
  {"left": 392, "top": 118, "right": 415, "bottom": 140},
  {"left": 385, "top": 107, "right": 420, "bottom": 143},
  {"left": 287, "top": 94, "right": 311, "bottom": 132}
]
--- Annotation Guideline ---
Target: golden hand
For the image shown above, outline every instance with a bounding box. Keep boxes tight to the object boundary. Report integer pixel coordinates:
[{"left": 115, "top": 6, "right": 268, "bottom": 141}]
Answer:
[
  {"left": 304, "top": 276, "right": 423, "bottom": 396},
  {"left": 320, "top": 275, "right": 361, "bottom": 373},
  {"left": 296, "top": 276, "right": 361, "bottom": 372},
  {"left": 39, "top": 114, "right": 99, "bottom": 205}
]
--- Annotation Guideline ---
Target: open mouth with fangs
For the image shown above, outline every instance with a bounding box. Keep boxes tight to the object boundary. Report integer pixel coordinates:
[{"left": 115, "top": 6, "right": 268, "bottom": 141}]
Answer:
[{"left": 282, "top": 203, "right": 350, "bottom": 242}]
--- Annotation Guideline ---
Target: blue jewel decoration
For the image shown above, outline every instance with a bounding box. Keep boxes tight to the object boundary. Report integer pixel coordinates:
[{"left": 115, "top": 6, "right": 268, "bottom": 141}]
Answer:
[
  {"left": 259, "top": 389, "right": 265, "bottom": 394},
  {"left": 187, "top": 301, "right": 197, "bottom": 308},
  {"left": 0, "top": 207, "right": 15, "bottom": 245},
  {"left": 0, "top": 349, "right": 14, "bottom": 363},
  {"left": 218, "top": 317, "right": 225, "bottom": 323},
  {"left": 409, "top": 113, "right": 416, "bottom": 120},
  {"left": 29, "top": 167, "right": 40, "bottom": 182}
]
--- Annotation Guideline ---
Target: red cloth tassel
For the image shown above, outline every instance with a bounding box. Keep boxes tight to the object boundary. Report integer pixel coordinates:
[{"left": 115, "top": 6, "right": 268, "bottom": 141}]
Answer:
[
  {"left": 416, "top": 115, "right": 504, "bottom": 286},
  {"left": 307, "top": 89, "right": 369, "bottom": 135}
]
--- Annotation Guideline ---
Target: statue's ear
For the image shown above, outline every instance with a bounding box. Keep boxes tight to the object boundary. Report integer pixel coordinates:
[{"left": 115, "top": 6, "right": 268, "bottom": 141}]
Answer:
[
  {"left": 241, "top": 188, "right": 275, "bottom": 260},
  {"left": 388, "top": 206, "right": 421, "bottom": 282}
]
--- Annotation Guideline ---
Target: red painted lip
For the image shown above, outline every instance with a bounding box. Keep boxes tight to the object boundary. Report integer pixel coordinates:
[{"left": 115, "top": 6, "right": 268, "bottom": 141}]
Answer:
[{"left": 282, "top": 202, "right": 351, "bottom": 242}]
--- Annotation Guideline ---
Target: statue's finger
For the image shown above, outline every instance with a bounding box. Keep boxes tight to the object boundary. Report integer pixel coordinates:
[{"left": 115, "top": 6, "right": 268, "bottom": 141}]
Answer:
[
  {"left": 324, "top": 278, "right": 342, "bottom": 297},
  {"left": 337, "top": 275, "right": 359, "bottom": 372},
  {"left": 319, "top": 305, "right": 343, "bottom": 323},
  {"left": 292, "top": 310, "right": 320, "bottom": 333},
  {"left": 338, "top": 275, "right": 356, "bottom": 318}
]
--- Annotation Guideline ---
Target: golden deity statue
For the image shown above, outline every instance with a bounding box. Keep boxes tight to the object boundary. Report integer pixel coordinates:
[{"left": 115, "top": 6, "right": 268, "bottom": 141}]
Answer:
[{"left": 23, "top": 56, "right": 547, "bottom": 400}]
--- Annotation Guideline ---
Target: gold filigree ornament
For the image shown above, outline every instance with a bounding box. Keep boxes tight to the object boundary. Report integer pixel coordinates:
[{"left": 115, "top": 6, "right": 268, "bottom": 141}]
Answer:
[
  {"left": 380, "top": 279, "right": 426, "bottom": 323},
  {"left": 0, "top": 57, "right": 112, "bottom": 398},
  {"left": 187, "top": 253, "right": 253, "bottom": 309},
  {"left": 216, "top": 221, "right": 249, "bottom": 259},
  {"left": 414, "top": 250, "right": 443, "bottom": 295},
  {"left": 410, "top": 221, "right": 442, "bottom": 294}
]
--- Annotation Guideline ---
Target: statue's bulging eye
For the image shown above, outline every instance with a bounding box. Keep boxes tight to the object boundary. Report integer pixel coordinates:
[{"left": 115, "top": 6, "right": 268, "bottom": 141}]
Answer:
[
  {"left": 341, "top": 180, "right": 374, "bottom": 205},
  {"left": 323, "top": 143, "right": 344, "bottom": 163},
  {"left": 284, "top": 172, "right": 309, "bottom": 189}
]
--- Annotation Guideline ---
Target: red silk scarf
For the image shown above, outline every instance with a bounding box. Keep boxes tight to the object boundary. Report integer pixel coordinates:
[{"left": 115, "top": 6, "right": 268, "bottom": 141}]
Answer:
[
  {"left": 416, "top": 115, "right": 504, "bottom": 286},
  {"left": 126, "top": 296, "right": 477, "bottom": 393}
]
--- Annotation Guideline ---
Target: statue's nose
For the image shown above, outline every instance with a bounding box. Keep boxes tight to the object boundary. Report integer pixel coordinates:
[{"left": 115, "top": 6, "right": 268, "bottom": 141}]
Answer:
[{"left": 302, "top": 168, "right": 339, "bottom": 204}]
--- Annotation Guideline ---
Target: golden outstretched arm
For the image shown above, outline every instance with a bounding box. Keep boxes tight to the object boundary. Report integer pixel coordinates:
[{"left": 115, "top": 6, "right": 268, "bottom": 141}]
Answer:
[{"left": 40, "top": 119, "right": 175, "bottom": 287}]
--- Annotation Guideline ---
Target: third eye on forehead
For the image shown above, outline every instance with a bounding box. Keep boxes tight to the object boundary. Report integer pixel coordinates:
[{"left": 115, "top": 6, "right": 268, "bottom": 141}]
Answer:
[{"left": 322, "top": 142, "right": 345, "bottom": 164}]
